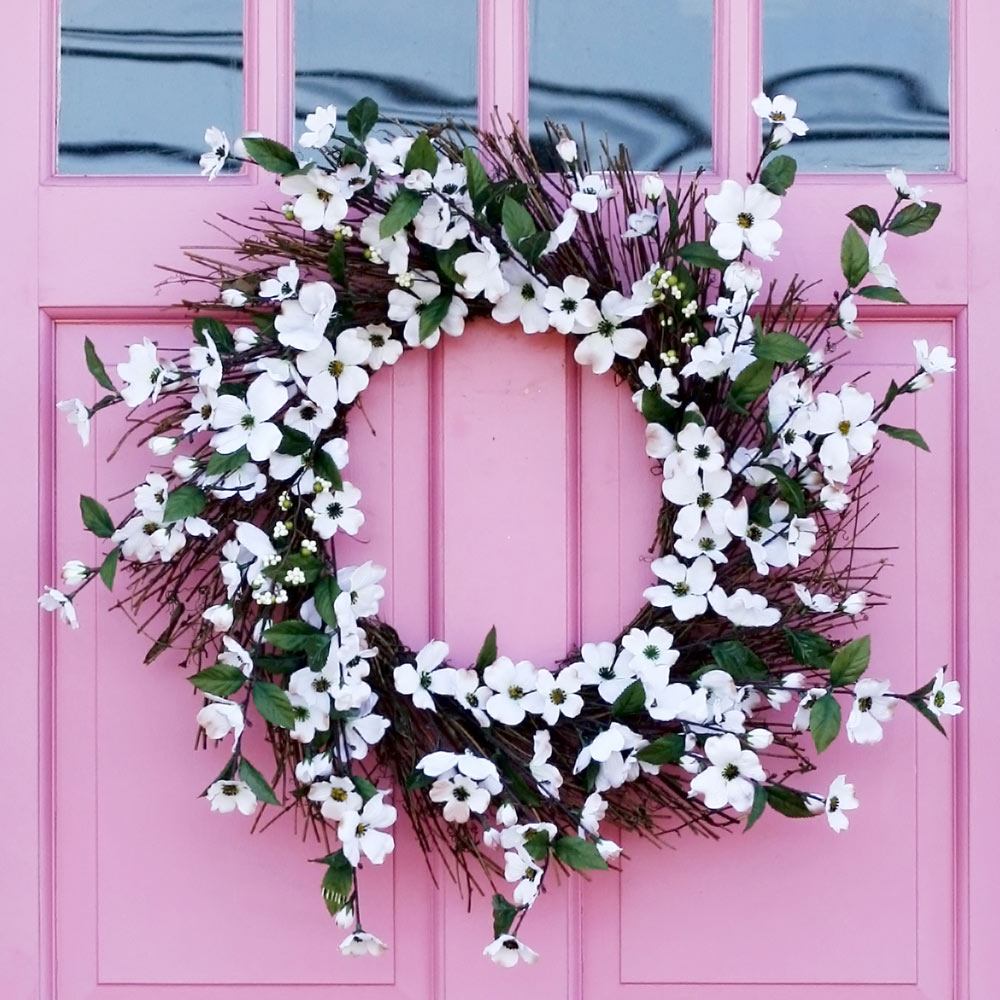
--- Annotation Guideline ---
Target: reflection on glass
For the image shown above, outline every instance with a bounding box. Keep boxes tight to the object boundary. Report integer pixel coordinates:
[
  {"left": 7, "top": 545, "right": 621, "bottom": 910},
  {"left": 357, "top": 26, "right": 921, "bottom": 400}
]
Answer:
[
  {"left": 295, "top": 0, "right": 477, "bottom": 142},
  {"left": 58, "top": 0, "right": 243, "bottom": 175},
  {"left": 763, "top": 0, "right": 950, "bottom": 172},
  {"left": 529, "top": 0, "right": 713, "bottom": 172}
]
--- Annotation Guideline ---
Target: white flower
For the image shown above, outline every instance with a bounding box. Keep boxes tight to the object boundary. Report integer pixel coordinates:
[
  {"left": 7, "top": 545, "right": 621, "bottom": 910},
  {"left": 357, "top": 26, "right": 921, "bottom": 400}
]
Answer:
[
  {"left": 387, "top": 272, "right": 467, "bottom": 348},
  {"left": 275, "top": 281, "right": 337, "bottom": 351},
  {"left": 642, "top": 555, "right": 715, "bottom": 621},
  {"left": 723, "top": 261, "right": 763, "bottom": 295},
  {"left": 220, "top": 288, "right": 247, "bottom": 307},
  {"left": 308, "top": 775, "right": 362, "bottom": 821},
  {"left": 206, "top": 779, "right": 256, "bottom": 815},
  {"left": 491, "top": 260, "right": 549, "bottom": 333},
  {"left": 61, "top": 559, "right": 89, "bottom": 585},
  {"left": 288, "top": 693, "right": 330, "bottom": 742},
  {"left": 56, "top": 398, "right": 91, "bottom": 445},
  {"left": 340, "top": 931, "right": 387, "bottom": 957},
  {"left": 393, "top": 639, "right": 453, "bottom": 711},
  {"left": 296, "top": 330, "right": 371, "bottom": 408},
  {"left": 38, "top": 587, "right": 79, "bottom": 629},
  {"left": 543, "top": 207, "right": 580, "bottom": 254},
  {"left": 456, "top": 237, "right": 509, "bottom": 303},
  {"left": 705, "top": 180, "right": 782, "bottom": 260},
  {"left": 259, "top": 260, "right": 300, "bottom": 300},
  {"left": 886, "top": 167, "right": 928, "bottom": 208},
  {"left": 543, "top": 276, "right": 601, "bottom": 335},
  {"left": 573, "top": 291, "right": 647, "bottom": 375},
  {"left": 914, "top": 339, "right": 956, "bottom": 375},
  {"left": 867, "top": 230, "right": 897, "bottom": 288},
  {"left": 202, "top": 603, "right": 234, "bottom": 632},
  {"left": 196, "top": 696, "right": 244, "bottom": 746},
  {"left": 556, "top": 137, "right": 578, "bottom": 163},
  {"left": 365, "top": 135, "right": 413, "bottom": 176},
  {"left": 484, "top": 657, "right": 539, "bottom": 725},
  {"left": 280, "top": 167, "right": 349, "bottom": 232},
  {"left": 211, "top": 373, "right": 288, "bottom": 462},
  {"left": 926, "top": 668, "right": 963, "bottom": 717},
  {"left": 219, "top": 635, "right": 254, "bottom": 676},
  {"left": 573, "top": 723, "right": 642, "bottom": 792},
  {"left": 413, "top": 193, "right": 470, "bottom": 249},
  {"left": 484, "top": 934, "right": 539, "bottom": 968},
  {"left": 571, "top": 173, "right": 614, "bottom": 213},
  {"left": 642, "top": 174, "right": 665, "bottom": 202},
  {"left": 573, "top": 641, "right": 637, "bottom": 703},
  {"left": 579, "top": 791, "right": 607, "bottom": 835},
  {"left": 675, "top": 423, "right": 726, "bottom": 474},
  {"left": 688, "top": 733, "right": 765, "bottom": 812},
  {"left": 504, "top": 850, "right": 543, "bottom": 907},
  {"left": 354, "top": 324, "right": 402, "bottom": 370},
  {"left": 810, "top": 385, "right": 877, "bottom": 471},
  {"left": 530, "top": 730, "right": 564, "bottom": 798},
  {"left": 662, "top": 468, "right": 733, "bottom": 538},
  {"left": 341, "top": 696, "right": 390, "bottom": 759},
  {"left": 846, "top": 678, "right": 895, "bottom": 744},
  {"left": 338, "top": 792, "right": 397, "bottom": 866},
  {"left": 333, "top": 906, "right": 355, "bottom": 930},
  {"left": 751, "top": 92, "right": 808, "bottom": 146},
  {"left": 430, "top": 774, "right": 492, "bottom": 823},
  {"left": 825, "top": 774, "right": 859, "bottom": 832},
  {"left": 451, "top": 669, "right": 493, "bottom": 727},
  {"left": 299, "top": 104, "right": 337, "bottom": 148},
  {"left": 523, "top": 666, "right": 584, "bottom": 725},
  {"left": 116, "top": 338, "right": 177, "bottom": 408},
  {"left": 199, "top": 127, "right": 229, "bottom": 179},
  {"left": 838, "top": 295, "right": 863, "bottom": 338},
  {"left": 359, "top": 212, "right": 410, "bottom": 274},
  {"left": 792, "top": 583, "right": 837, "bottom": 613},
  {"left": 708, "top": 586, "right": 781, "bottom": 627},
  {"left": 310, "top": 481, "right": 364, "bottom": 538},
  {"left": 621, "top": 626, "right": 679, "bottom": 673},
  {"left": 623, "top": 209, "right": 658, "bottom": 238}
]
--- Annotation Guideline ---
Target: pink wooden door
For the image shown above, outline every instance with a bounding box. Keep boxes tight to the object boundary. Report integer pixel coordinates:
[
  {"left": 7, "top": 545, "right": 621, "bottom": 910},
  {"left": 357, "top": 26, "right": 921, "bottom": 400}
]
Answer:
[{"left": 6, "top": 1, "right": 995, "bottom": 998}]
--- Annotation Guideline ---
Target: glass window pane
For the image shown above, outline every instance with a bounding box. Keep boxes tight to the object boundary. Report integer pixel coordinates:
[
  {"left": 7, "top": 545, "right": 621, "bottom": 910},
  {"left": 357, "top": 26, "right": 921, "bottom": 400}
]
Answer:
[
  {"left": 529, "top": 0, "right": 713, "bottom": 172},
  {"left": 295, "top": 0, "right": 477, "bottom": 140},
  {"left": 763, "top": 0, "right": 950, "bottom": 172},
  {"left": 58, "top": 0, "right": 244, "bottom": 176}
]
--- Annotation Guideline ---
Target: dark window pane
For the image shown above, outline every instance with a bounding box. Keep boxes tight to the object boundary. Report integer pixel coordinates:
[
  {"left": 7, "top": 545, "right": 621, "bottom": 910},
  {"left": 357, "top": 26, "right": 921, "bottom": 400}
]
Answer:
[
  {"left": 295, "top": 0, "right": 477, "bottom": 138},
  {"left": 529, "top": 0, "right": 713, "bottom": 172},
  {"left": 58, "top": 0, "right": 244, "bottom": 175},
  {"left": 763, "top": 0, "right": 950, "bottom": 172}
]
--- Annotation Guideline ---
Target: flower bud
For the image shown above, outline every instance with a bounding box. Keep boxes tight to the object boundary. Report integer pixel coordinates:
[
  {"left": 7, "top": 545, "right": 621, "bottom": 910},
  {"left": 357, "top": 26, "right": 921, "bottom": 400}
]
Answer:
[
  {"left": 556, "top": 137, "right": 578, "bottom": 164},
  {"left": 746, "top": 728, "right": 774, "bottom": 750},
  {"left": 202, "top": 604, "right": 234, "bottom": 633},
  {"left": 148, "top": 435, "right": 177, "bottom": 455},
  {"left": 642, "top": 174, "right": 664, "bottom": 202},
  {"left": 220, "top": 288, "right": 247, "bottom": 307},
  {"left": 61, "top": 559, "right": 89, "bottom": 585},
  {"left": 173, "top": 456, "right": 200, "bottom": 480},
  {"left": 233, "top": 326, "right": 259, "bottom": 353}
]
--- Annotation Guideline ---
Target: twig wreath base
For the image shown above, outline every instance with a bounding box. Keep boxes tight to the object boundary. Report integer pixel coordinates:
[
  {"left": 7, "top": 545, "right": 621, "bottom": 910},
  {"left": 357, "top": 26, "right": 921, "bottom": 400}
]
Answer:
[{"left": 42, "top": 92, "right": 963, "bottom": 964}]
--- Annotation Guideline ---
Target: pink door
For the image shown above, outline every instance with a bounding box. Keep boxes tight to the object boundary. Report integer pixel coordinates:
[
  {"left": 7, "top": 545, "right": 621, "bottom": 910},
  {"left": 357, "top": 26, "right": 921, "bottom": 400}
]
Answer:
[{"left": 6, "top": 1, "right": 995, "bottom": 997}]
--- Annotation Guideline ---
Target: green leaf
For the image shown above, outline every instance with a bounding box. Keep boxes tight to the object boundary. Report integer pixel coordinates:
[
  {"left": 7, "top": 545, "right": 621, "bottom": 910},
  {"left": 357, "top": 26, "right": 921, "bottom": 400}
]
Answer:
[
  {"left": 759, "top": 154, "right": 797, "bottom": 196},
  {"left": 83, "top": 337, "right": 115, "bottom": 391},
  {"left": 840, "top": 225, "right": 869, "bottom": 288},
  {"left": 404, "top": 133, "right": 439, "bottom": 174},
  {"left": 80, "top": 495, "right": 115, "bottom": 538},
  {"left": 754, "top": 331, "right": 810, "bottom": 363},
  {"left": 744, "top": 784, "right": 767, "bottom": 832},
  {"left": 252, "top": 681, "right": 296, "bottom": 729},
  {"left": 278, "top": 425, "right": 313, "bottom": 456},
  {"left": 313, "top": 447, "right": 344, "bottom": 491},
  {"left": 189, "top": 664, "right": 245, "bottom": 697},
  {"left": 501, "top": 196, "right": 537, "bottom": 254},
  {"left": 193, "top": 316, "right": 234, "bottom": 354},
  {"left": 729, "top": 358, "right": 775, "bottom": 409},
  {"left": 492, "top": 893, "right": 518, "bottom": 938},
  {"left": 98, "top": 547, "right": 120, "bottom": 590},
  {"left": 635, "top": 733, "right": 685, "bottom": 765},
  {"left": 765, "top": 785, "right": 817, "bottom": 819},
  {"left": 678, "top": 240, "right": 728, "bottom": 270},
  {"left": 405, "top": 768, "right": 434, "bottom": 791},
  {"left": 829, "top": 636, "right": 871, "bottom": 687},
  {"left": 238, "top": 757, "right": 281, "bottom": 806},
  {"left": 419, "top": 292, "right": 453, "bottom": 343},
  {"left": 327, "top": 240, "right": 347, "bottom": 285},
  {"left": 522, "top": 828, "right": 551, "bottom": 861},
  {"left": 857, "top": 285, "right": 909, "bottom": 304},
  {"left": 346, "top": 97, "right": 378, "bottom": 142},
  {"left": 640, "top": 388, "right": 675, "bottom": 425},
  {"left": 910, "top": 696, "right": 948, "bottom": 736},
  {"left": 760, "top": 464, "right": 807, "bottom": 515},
  {"left": 313, "top": 575, "right": 341, "bottom": 630},
  {"left": 252, "top": 654, "right": 301, "bottom": 675},
  {"left": 710, "top": 641, "right": 768, "bottom": 682},
  {"left": 204, "top": 446, "right": 249, "bottom": 477},
  {"left": 379, "top": 188, "right": 423, "bottom": 238},
  {"left": 846, "top": 205, "right": 881, "bottom": 235},
  {"left": 611, "top": 679, "right": 646, "bottom": 717},
  {"left": 463, "top": 148, "right": 491, "bottom": 211},
  {"left": 474, "top": 625, "right": 498, "bottom": 670},
  {"left": 809, "top": 693, "right": 842, "bottom": 752},
  {"left": 553, "top": 835, "right": 608, "bottom": 871},
  {"left": 162, "top": 484, "right": 206, "bottom": 524},
  {"left": 351, "top": 775, "right": 378, "bottom": 802},
  {"left": 321, "top": 850, "right": 355, "bottom": 915},
  {"left": 241, "top": 136, "right": 299, "bottom": 175},
  {"left": 888, "top": 201, "right": 941, "bottom": 237},
  {"left": 784, "top": 629, "right": 834, "bottom": 669},
  {"left": 881, "top": 424, "right": 929, "bottom": 452},
  {"left": 263, "top": 620, "right": 324, "bottom": 652}
]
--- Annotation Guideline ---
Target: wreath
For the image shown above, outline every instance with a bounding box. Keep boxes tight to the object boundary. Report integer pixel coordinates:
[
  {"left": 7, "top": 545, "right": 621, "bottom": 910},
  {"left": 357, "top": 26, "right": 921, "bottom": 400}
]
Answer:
[{"left": 42, "top": 93, "right": 962, "bottom": 965}]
